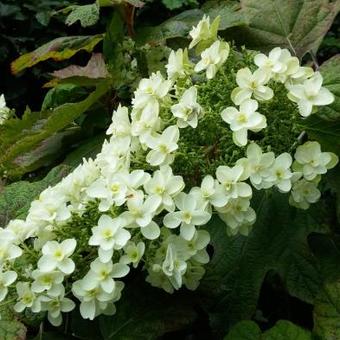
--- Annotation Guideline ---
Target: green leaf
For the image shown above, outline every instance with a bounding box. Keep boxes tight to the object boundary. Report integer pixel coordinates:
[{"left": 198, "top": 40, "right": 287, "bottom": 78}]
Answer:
[
  {"left": 298, "top": 116, "right": 340, "bottom": 154},
  {"left": 319, "top": 54, "right": 340, "bottom": 120},
  {"left": 224, "top": 320, "right": 311, "bottom": 339},
  {"left": 98, "top": 0, "right": 144, "bottom": 7},
  {"left": 135, "top": 9, "right": 202, "bottom": 45},
  {"left": 239, "top": 0, "right": 339, "bottom": 58},
  {"left": 65, "top": 3, "right": 100, "bottom": 28},
  {"left": 199, "top": 191, "right": 327, "bottom": 332},
  {"left": 224, "top": 320, "right": 261, "bottom": 339},
  {"left": 0, "top": 80, "right": 110, "bottom": 179},
  {"left": 64, "top": 134, "right": 106, "bottom": 167},
  {"left": 41, "top": 85, "right": 89, "bottom": 111},
  {"left": 0, "top": 165, "right": 70, "bottom": 228},
  {"left": 103, "top": 12, "right": 124, "bottom": 63},
  {"left": 262, "top": 320, "right": 311, "bottom": 339},
  {"left": 135, "top": 1, "right": 245, "bottom": 45},
  {"left": 99, "top": 277, "right": 197, "bottom": 340},
  {"left": 162, "top": 0, "right": 198, "bottom": 10},
  {"left": 308, "top": 233, "right": 340, "bottom": 282},
  {"left": 314, "top": 281, "right": 340, "bottom": 339},
  {"left": 39, "top": 332, "right": 75, "bottom": 340},
  {"left": 298, "top": 55, "right": 340, "bottom": 154},
  {"left": 202, "top": 1, "right": 245, "bottom": 30},
  {"left": 11, "top": 35, "right": 103, "bottom": 74}
]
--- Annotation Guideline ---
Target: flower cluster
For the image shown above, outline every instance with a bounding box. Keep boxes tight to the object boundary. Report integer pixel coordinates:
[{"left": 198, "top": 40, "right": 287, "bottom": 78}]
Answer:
[{"left": 0, "top": 15, "right": 338, "bottom": 327}]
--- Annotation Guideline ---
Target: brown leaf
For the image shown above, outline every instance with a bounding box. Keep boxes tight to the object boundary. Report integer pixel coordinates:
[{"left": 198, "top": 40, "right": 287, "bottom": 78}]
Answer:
[{"left": 51, "top": 53, "right": 109, "bottom": 79}]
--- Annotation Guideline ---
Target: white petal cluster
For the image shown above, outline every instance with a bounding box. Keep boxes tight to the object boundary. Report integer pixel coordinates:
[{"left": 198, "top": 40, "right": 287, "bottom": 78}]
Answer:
[
  {"left": 171, "top": 87, "right": 203, "bottom": 128},
  {"left": 0, "top": 15, "right": 337, "bottom": 327},
  {"left": 288, "top": 141, "right": 338, "bottom": 209},
  {"left": 231, "top": 68, "right": 273, "bottom": 105},
  {"left": 293, "top": 141, "right": 338, "bottom": 180},
  {"left": 166, "top": 48, "right": 193, "bottom": 80},
  {"left": 287, "top": 72, "right": 334, "bottom": 116},
  {"left": 221, "top": 99, "right": 267, "bottom": 146},
  {"left": 0, "top": 94, "right": 10, "bottom": 125},
  {"left": 188, "top": 15, "right": 219, "bottom": 50},
  {"left": 195, "top": 40, "right": 230, "bottom": 79},
  {"left": 146, "top": 230, "right": 210, "bottom": 293}
]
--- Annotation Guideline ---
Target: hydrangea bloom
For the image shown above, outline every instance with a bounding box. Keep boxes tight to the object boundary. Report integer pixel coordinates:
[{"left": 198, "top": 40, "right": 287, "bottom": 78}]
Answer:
[{"left": 0, "top": 15, "right": 337, "bottom": 328}]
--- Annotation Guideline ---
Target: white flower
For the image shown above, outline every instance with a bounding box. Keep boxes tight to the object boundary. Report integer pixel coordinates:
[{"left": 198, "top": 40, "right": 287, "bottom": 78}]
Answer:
[
  {"left": 216, "top": 198, "right": 256, "bottom": 236},
  {"left": 189, "top": 15, "right": 220, "bottom": 49},
  {"left": 0, "top": 239, "right": 22, "bottom": 265},
  {"left": 131, "top": 101, "right": 161, "bottom": 140},
  {"left": 163, "top": 192, "right": 211, "bottom": 240},
  {"left": 166, "top": 48, "right": 192, "bottom": 79},
  {"left": 240, "top": 143, "right": 275, "bottom": 189},
  {"left": 14, "top": 282, "right": 41, "bottom": 313},
  {"left": 40, "top": 286, "right": 75, "bottom": 326},
  {"left": 162, "top": 244, "right": 187, "bottom": 290},
  {"left": 293, "top": 141, "right": 338, "bottom": 180},
  {"left": 231, "top": 67, "right": 273, "bottom": 105},
  {"left": 215, "top": 164, "right": 252, "bottom": 201},
  {"left": 87, "top": 169, "right": 150, "bottom": 212},
  {"left": 120, "top": 241, "right": 145, "bottom": 268},
  {"left": 144, "top": 165, "right": 184, "bottom": 212},
  {"left": 0, "top": 94, "right": 10, "bottom": 125},
  {"left": 0, "top": 270, "right": 17, "bottom": 302},
  {"left": 106, "top": 104, "right": 131, "bottom": 138},
  {"left": 28, "top": 187, "right": 71, "bottom": 225},
  {"left": 96, "top": 138, "right": 131, "bottom": 177},
  {"left": 194, "top": 40, "right": 230, "bottom": 79},
  {"left": 6, "top": 219, "right": 33, "bottom": 243},
  {"left": 121, "top": 191, "right": 161, "bottom": 240},
  {"left": 190, "top": 175, "right": 227, "bottom": 208},
  {"left": 89, "top": 215, "right": 131, "bottom": 262},
  {"left": 221, "top": 99, "right": 267, "bottom": 146},
  {"left": 31, "top": 269, "right": 64, "bottom": 294},
  {"left": 287, "top": 66, "right": 314, "bottom": 84},
  {"left": 287, "top": 72, "right": 334, "bottom": 117},
  {"left": 254, "top": 47, "right": 300, "bottom": 83},
  {"left": 58, "top": 159, "right": 99, "bottom": 210},
  {"left": 86, "top": 174, "right": 128, "bottom": 212},
  {"left": 38, "top": 239, "right": 77, "bottom": 275},
  {"left": 144, "top": 125, "right": 179, "bottom": 166},
  {"left": 0, "top": 94, "right": 6, "bottom": 109},
  {"left": 266, "top": 153, "right": 293, "bottom": 192},
  {"left": 72, "top": 279, "right": 124, "bottom": 320},
  {"left": 185, "top": 230, "right": 210, "bottom": 264},
  {"left": 289, "top": 178, "right": 321, "bottom": 210},
  {"left": 82, "top": 259, "right": 129, "bottom": 294},
  {"left": 254, "top": 47, "right": 288, "bottom": 75},
  {"left": 132, "top": 71, "right": 172, "bottom": 111},
  {"left": 171, "top": 86, "right": 203, "bottom": 128}
]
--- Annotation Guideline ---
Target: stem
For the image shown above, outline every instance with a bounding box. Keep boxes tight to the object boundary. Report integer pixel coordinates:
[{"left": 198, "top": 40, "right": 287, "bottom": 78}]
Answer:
[
  {"left": 0, "top": 298, "right": 16, "bottom": 308},
  {"left": 21, "top": 243, "right": 37, "bottom": 259},
  {"left": 309, "top": 51, "right": 319, "bottom": 70}
]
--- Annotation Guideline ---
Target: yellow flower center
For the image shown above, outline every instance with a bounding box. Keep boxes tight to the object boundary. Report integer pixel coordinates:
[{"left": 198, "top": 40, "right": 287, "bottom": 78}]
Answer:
[
  {"left": 54, "top": 250, "right": 63, "bottom": 260},
  {"left": 111, "top": 184, "right": 120, "bottom": 193},
  {"left": 182, "top": 211, "right": 192, "bottom": 224},
  {"left": 102, "top": 229, "right": 113, "bottom": 239},
  {"left": 159, "top": 144, "right": 169, "bottom": 154},
  {"left": 237, "top": 113, "right": 247, "bottom": 124}
]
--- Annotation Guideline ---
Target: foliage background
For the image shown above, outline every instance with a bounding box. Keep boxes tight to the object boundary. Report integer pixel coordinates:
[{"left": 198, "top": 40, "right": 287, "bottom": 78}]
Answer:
[{"left": 0, "top": 0, "right": 339, "bottom": 339}]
